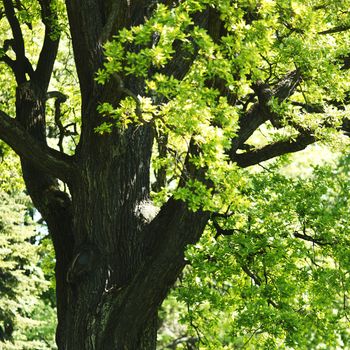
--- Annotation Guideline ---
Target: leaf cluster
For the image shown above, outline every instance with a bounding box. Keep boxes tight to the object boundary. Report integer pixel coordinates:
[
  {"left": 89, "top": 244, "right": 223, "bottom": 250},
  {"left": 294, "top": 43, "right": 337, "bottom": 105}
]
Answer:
[
  {"left": 95, "top": 0, "right": 350, "bottom": 211},
  {"left": 171, "top": 154, "right": 350, "bottom": 349}
]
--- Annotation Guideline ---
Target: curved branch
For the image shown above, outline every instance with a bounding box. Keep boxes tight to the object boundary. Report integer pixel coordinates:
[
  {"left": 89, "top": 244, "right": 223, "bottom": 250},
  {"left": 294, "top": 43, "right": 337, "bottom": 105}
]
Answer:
[
  {"left": 0, "top": 109, "right": 76, "bottom": 183},
  {"left": 34, "top": 0, "right": 60, "bottom": 90},
  {"left": 230, "top": 70, "right": 301, "bottom": 153},
  {"left": 3, "top": 0, "right": 34, "bottom": 82},
  {"left": 319, "top": 25, "right": 350, "bottom": 35},
  {"left": 212, "top": 220, "right": 242, "bottom": 239},
  {"left": 3, "top": 0, "right": 25, "bottom": 58},
  {"left": 0, "top": 53, "right": 16, "bottom": 71},
  {"left": 47, "top": 91, "right": 69, "bottom": 152},
  {"left": 293, "top": 231, "right": 331, "bottom": 246},
  {"left": 234, "top": 132, "right": 316, "bottom": 168}
]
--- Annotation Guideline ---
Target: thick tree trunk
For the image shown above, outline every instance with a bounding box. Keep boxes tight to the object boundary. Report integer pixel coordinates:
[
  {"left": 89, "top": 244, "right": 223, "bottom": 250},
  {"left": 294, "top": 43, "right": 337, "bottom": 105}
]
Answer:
[
  {"left": 63, "top": 118, "right": 156, "bottom": 348},
  {"left": 57, "top": 112, "right": 209, "bottom": 349},
  {"left": 11, "top": 41, "right": 204, "bottom": 350},
  {"left": 15, "top": 81, "right": 165, "bottom": 349},
  {"left": 9, "top": 1, "right": 210, "bottom": 348}
]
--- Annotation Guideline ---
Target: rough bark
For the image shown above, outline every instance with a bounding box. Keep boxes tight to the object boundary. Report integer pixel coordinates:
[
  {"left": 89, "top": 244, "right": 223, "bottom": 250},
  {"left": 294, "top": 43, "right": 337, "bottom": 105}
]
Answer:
[{"left": 14, "top": 80, "right": 75, "bottom": 349}]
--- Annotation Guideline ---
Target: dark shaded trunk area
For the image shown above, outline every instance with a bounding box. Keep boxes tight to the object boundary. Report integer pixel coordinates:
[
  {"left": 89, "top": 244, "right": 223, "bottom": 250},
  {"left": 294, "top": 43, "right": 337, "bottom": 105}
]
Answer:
[
  {"left": 12, "top": 1, "right": 211, "bottom": 348},
  {"left": 15, "top": 81, "right": 75, "bottom": 348},
  {"left": 63, "top": 120, "right": 156, "bottom": 349},
  {"left": 12, "top": 47, "right": 204, "bottom": 350}
]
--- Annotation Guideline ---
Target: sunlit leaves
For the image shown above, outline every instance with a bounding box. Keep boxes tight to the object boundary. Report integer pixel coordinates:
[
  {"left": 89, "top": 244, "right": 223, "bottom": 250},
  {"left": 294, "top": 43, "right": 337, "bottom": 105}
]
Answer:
[
  {"left": 93, "top": 2, "right": 350, "bottom": 345},
  {"left": 0, "top": 190, "right": 55, "bottom": 349},
  {"left": 173, "top": 155, "right": 350, "bottom": 349},
  {"left": 94, "top": 0, "right": 350, "bottom": 215}
]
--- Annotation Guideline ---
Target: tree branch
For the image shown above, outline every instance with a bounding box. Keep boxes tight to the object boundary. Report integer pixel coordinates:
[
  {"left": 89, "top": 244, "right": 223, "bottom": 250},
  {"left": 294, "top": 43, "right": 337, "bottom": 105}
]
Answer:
[
  {"left": 0, "top": 53, "right": 16, "bottom": 71},
  {"left": 2, "top": 0, "right": 34, "bottom": 83},
  {"left": 0, "top": 110, "right": 76, "bottom": 183},
  {"left": 230, "top": 70, "right": 301, "bottom": 154},
  {"left": 234, "top": 132, "right": 316, "bottom": 168},
  {"left": 212, "top": 220, "right": 241, "bottom": 239},
  {"left": 46, "top": 91, "right": 68, "bottom": 152},
  {"left": 3, "top": 0, "right": 25, "bottom": 58},
  {"left": 293, "top": 231, "right": 331, "bottom": 246},
  {"left": 241, "top": 265, "right": 262, "bottom": 285},
  {"left": 34, "top": 0, "right": 60, "bottom": 90},
  {"left": 319, "top": 25, "right": 350, "bottom": 35}
]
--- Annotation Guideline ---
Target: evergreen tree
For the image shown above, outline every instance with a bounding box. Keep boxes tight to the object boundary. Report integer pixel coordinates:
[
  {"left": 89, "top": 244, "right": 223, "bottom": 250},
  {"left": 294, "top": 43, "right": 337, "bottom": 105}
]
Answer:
[{"left": 0, "top": 145, "right": 56, "bottom": 349}]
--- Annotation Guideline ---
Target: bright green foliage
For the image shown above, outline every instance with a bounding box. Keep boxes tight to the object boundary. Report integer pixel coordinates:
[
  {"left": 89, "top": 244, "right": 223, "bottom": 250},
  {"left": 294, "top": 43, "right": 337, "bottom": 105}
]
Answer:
[
  {"left": 157, "top": 294, "right": 191, "bottom": 348},
  {"left": 0, "top": 147, "right": 56, "bottom": 349},
  {"left": 96, "top": 0, "right": 350, "bottom": 212},
  {"left": 169, "top": 154, "right": 350, "bottom": 349},
  {"left": 0, "top": 191, "right": 56, "bottom": 349},
  {"left": 95, "top": 2, "right": 350, "bottom": 346}
]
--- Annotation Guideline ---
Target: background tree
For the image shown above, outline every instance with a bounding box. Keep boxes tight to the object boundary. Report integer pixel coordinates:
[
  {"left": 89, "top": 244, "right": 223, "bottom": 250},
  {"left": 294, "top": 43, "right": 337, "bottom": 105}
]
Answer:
[
  {"left": 0, "top": 143, "right": 56, "bottom": 349},
  {"left": 158, "top": 153, "right": 350, "bottom": 349},
  {"left": 0, "top": 0, "right": 350, "bottom": 349}
]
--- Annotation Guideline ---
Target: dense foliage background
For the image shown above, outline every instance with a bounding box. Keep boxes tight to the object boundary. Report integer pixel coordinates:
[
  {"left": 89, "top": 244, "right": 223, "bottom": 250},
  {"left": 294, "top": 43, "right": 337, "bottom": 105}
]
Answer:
[{"left": 0, "top": 144, "right": 56, "bottom": 349}]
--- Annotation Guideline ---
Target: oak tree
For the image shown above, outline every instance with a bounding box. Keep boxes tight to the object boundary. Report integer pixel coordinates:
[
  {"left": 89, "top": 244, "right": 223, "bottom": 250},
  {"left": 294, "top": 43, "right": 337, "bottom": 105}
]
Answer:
[{"left": 0, "top": 0, "right": 350, "bottom": 348}]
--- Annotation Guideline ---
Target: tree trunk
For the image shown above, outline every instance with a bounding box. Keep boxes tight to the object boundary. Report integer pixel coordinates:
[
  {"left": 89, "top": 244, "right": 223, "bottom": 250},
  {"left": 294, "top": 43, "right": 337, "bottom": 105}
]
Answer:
[
  {"left": 14, "top": 80, "right": 175, "bottom": 349},
  {"left": 63, "top": 112, "right": 155, "bottom": 348},
  {"left": 3, "top": 1, "right": 211, "bottom": 348},
  {"left": 58, "top": 100, "right": 209, "bottom": 348}
]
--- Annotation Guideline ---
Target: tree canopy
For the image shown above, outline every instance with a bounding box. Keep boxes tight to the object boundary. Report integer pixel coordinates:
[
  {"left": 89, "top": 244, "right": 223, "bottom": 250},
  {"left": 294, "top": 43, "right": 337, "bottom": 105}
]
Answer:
[
  {"left": 168, "top": 155, "right": 350, "bottom": 348},
  {"left": 0, "top": 0, "right": 350, "bottom": 349}
]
